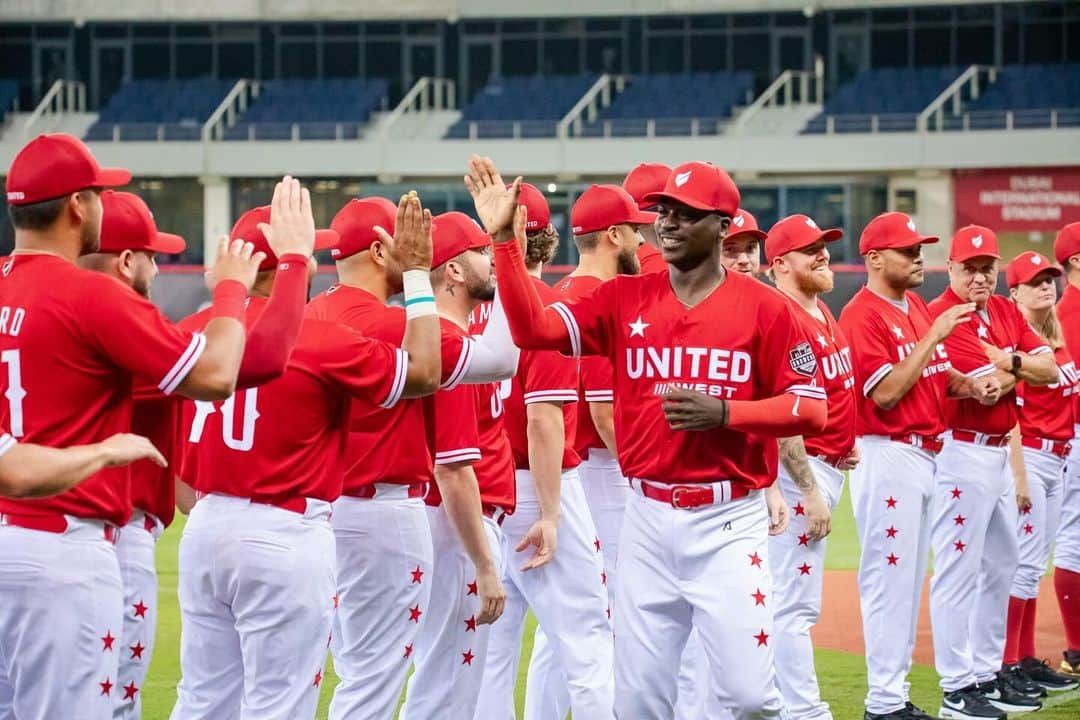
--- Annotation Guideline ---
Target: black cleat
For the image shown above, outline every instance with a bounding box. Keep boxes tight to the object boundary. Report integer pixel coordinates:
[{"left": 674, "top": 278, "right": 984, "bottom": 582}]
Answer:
[
  {"left": 864, "top": 702, "right": 940, "bottom": 720},
  {"left": 904, "top": 701, "right": 940, "bottom": 720},
  {"left": 1019, "top": 656, "right": 1080, "bottom": 691},
  {"left": 939, "top": 685, "right": 1006, "bottom": 720},
  {"left": 999, "top": 664, "right": 1048, "bottom": 698},
  {"left": 978, "top": 676, "right": 1042, "bottom": 714}
]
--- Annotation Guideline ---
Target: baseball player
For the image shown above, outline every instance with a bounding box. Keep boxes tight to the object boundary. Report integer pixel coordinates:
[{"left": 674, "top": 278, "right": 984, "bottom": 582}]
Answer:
[
  {"left": 305, "top": 196, "right": 520, "bottom": 720},
  {"left": 838, "top": 212, "right": 994, "bottom": 720},
  {"left": 400, "top": 211, "right": 515, "bottom": 720},
  {"left": 171, "top": 193, "right": 441, "bottom": 720},
  {"left": 469, "top": 154, "right": 829, "bottom": 719},
  {"left": 1001, "top": 251, "right": 1080, "bottom": 692},
  {"left": 928, "top": 225, "right": 1059, "bottom": 717},
  {"left": 479, "top": 185, "right": 631, "bottom": 720},
  {"left": 0, "top": 133, "right": 263, "bottom": 720},
  {"left": 1052, "top": 221, "right": 1080, "bottom": 677},
  {"left": 623, "top": 162, "right": 671, "bottom": 274},
  {"left": 764, "top": 213, "right": 859, "bottom": 720},
  {"left": 0, "top": 433, "right": 165, "bottom": 499}
]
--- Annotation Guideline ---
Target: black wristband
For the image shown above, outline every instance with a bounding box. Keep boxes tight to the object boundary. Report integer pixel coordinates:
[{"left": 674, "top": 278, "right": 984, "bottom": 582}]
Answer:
[{"left": 1010, "top": 353, "right": 1023, "bottom": 377}]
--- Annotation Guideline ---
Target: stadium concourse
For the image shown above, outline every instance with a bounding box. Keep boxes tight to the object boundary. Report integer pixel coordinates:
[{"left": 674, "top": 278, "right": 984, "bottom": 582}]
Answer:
[{"left": 1, "top": 1, "right": 1080, "bottom": 720}]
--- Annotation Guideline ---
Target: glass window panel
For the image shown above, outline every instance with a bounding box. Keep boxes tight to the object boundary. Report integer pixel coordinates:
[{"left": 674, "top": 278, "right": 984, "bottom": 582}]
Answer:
[
  {"left": 542, "top": 37, "right": 581, "bottom": 75},
  {"left": 647, "top": 17, "right": 684, "bottom": 32},
  {"left": 1024, "top": 23, "right": 1063, "bottom": 64},
  {"left": 732, "top": 32, "right": 770, "bottom": 85},
  {"left": 871, "top": 8, "right": 909, "bottom": 24},
  {"left": 785, "top": 186, "right": 848, "bottom": 260},
  {"left": 323, "top": 23, "right": 360, "bottom": 37},
  {"left": 775, "top": 13, "right": 808, "bottom": 28},
  {"left": 175, "top": 24, "right": 211, "bottom": 38},
  {"left": 132, "top": 43, "right": 172, "bottom": 78},
  {"left": 732, "top": 13, "right": 768, "bottom": 28},
  {"left": 956, "top": 25, "right": 994, "bottom": 66},
  {"left": 322, "top": 41, "right": 359, "bottom": 77},
  {"left": 0, "top": 43, "right": 31, "bottom": 86},
  {"left": 738, "top": 187, "right": 780, "bottom": 231},
  {"left": 0, "top": 24, "right": 31, "bottom": 40},
  {"left": 463, "top": 21, "right": 496, "bottom": 34},
  {"left": 502, "top": 20, "right": 538, "bottom": 35},
  {"left": 279, "top": 40, "right": 316, "bottom": 78},
  {"left": 871, "top": 28, "right": 908, "bottom": 66},
  {"left": 175, "top": 42, "right": 213, "bottom": 78},
  {"left": 914, "top": 27, "right": 951, "bottom": 66},
  {"left": 587, "top": 36, "right": 624, "bottom": 74},
  {"left": 503, "top": 38, "right": 539, "bottom": 76},
  {"left": 587, "top": 19, "right": 622, "bottom": 32},
  {"left": 690, "top": 34, "right": 727, "bottom": 72},
  {"left": 219, "top": 42, "right": 256, "bottom": 78},
  {"left": 129, "top": 178, "right": 205, "bottom": 265},
  {"left": 832, "top": 10, "right": 868, "bottom": 25},
  {"left": 1068, "top": 22, "right": 1080, "bottom": 62},
  {"left": 279, "top": 23, "right": 317, "bottom": 37},
  {"left": 93, "top": 25, "right": 129, "bottom": 39},
  {"left": 1003, "top": 21, "right": 1021, "bottom": 64},
  {"left": 1023, "top": 3, "right": 1063, "bottom": 21},
  {"left": 365, "top": 22, "right": 402, "bottom": 36},
  {"left": 647, "top": 35, "right": 685, "bottom": 73},
  {"left": 690, "top": 15, "right": 728, "bottom": 31},
  {"left": 956, "top": 5, "right": 995, "bottom": 22},
  {"left": 913, "top": 7, "right": 952, "bottom": 23},
  {"left": 132, "top": 23, "right": 170, "bottom": 38}
]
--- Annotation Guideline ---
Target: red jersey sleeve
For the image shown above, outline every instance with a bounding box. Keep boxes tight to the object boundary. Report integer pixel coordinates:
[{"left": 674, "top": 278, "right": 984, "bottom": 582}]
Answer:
[
  {"left": 315, "top": 323, "right": 408, "bottom": 410},
  {"left": 522, "top": 348, "right": 579, "bottom": 406},
  {"left": 580, "top": 356, "right": 614, "bottom": 403},
  {"left": 554, "top": 277, "right": 620, "bottom": 359},
  {"left": 439, "top": 326, "right": 473, "bottom": 391},
  {"left": 85, "top": 279, "right": 206, "bottom": 395},
  {"left": 433, "top": 385, "right": 481, "bottom": 466},
  {"left": 843, "top": 307, "right": 899, "bottom": 398},
  {"left": 0, "top": 432, "right": 14, "bottom": 457},
  {"left": 756, "top": 302, "right": 827, "bottom": 401}
]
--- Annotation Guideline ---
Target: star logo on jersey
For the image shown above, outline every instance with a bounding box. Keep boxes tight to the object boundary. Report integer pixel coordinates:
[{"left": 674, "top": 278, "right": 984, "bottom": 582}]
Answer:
[
  {"left": 675, "top": 171, "right": 692, "bottom": 187},
  {"left": 805, "top": 217, "right": 819, "bottom": 229},
  {"left": 816, "top": 333, "right": 828, "bottom": 349},
  {"left": 977, "top": 324, "right": 989, "bottom": 339},
  {"left": 951, "top": 486, "right": 963, "bottom": 500},
  {"left": 971, "top": 234, "right": 984, "bottom": 248},
  {"left": 732, "top": 214, "right": 745, "bottom": 228},
  {"left": 467, "top": 581, "right": 478, "bottom": 596},
  {"left": 892, "top": 325, "right": 905, "bottom": 339},
  {"left": 628, "top": 316, "right": 649, "bottom": 338},
  {"left": 788, "top": 342, "right": 818, "bottom": 377},
  {"left": 793, "top": 503, "right": 805, "bottom": 516}
]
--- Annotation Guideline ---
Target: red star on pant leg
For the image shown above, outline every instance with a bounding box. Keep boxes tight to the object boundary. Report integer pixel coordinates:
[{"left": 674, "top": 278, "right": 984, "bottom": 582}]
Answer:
[
  {"left": 594, "top": 536, "right": 602, "bottom": 552},
  {"left": 951, "top": 487, "right": 962, "bottom": 500},
  {"left": 129, "top": 642, "right": 144, "bottom": 660},
  {"left": 798, "top": 562, "right": 812, "bottom": 576},
  {"left": 885, "top": 496, "right": 897, "bottom": 509},
  {"left": 1021, "top": 505, "right": 1032, "bottom": 515},
  {"left": 464, "top": 615, "right": 477, "bottom": 632},
  {"left": 99, "top": 678, "right": 113, "bottom": 696},
  {"left": 462, "top": 649, "right": 475, "bottom": 665},
  {"left": 332, "top": 594, "right": 339, "bottom": 609},
  {"left": 754, "top": 629, "right": 769, "bottom": 647},
  {"left": 408, "top": 605, "right": 423, "bottom": 623},
  {"left": 601, "top": 570, "right": 607, "bottom": 586},
  {"left": 411, "top": 566, "right": 424, "bottom": 584},
  {"left": 327, "top": 632, "right": 333, "bottom": 648},
  {"left": 752, "top": 588, "right": 766, "bottom": 606},
  {"left": 122, "top": 682, "right": 138, "bottom": 701},
  {"left": 885, "top": 526, "right": 898, "bottom": 539},
  {"left": 793, "top": 503, "right": 805, "bottom": 516},
  {"left": 954, "top": 540, "right": 966, "bottom": 552},
  {"left": 748, "top": 552, "right": 763, "bottom": 568},
  {"left": 132, "top": 601, "right": 148, "bottom": 619},
  {"left": 404, "top": 643, "right": 413, "bottom": 659},
  {"left": 607, "top": 605, "right": 611, "bottom": 620},
  {"left": 313, "top": 670, "right": 322, "bottom": 687},
  {"left": 954, "top": 514, "right": 966, "bottom": 526},
  {"left": 886, "top": 553, "right": 899, "bottom": 566},
  {"left": 797, "top": 533, "right": 810, "bottom": 546},
  {"left": 466, "top": 581, "right": 478, "bottom": 596},
  {"left": 101, "top": 631, "right": 115, "bottom": 652},
  {"left": 1024, "top": 524, "right": 1034, "bottom": 535}
]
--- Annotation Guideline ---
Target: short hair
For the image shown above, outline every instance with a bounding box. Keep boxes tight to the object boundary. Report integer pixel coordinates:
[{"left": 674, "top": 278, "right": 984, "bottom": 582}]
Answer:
[
  {"left": 573, "top": 230, "right": 601, "bottom": 253},
  {"left": 525, "top": 225, "right": 559, "bottom": 267},
  {"left": 7, "top": 195, "right": 69, "bottom": 231}
]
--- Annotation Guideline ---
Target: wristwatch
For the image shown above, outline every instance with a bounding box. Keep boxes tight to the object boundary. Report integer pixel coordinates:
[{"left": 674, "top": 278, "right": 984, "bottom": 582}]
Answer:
[{"left": 1010, "top": 353, "right": 1023, "bottom": 377}]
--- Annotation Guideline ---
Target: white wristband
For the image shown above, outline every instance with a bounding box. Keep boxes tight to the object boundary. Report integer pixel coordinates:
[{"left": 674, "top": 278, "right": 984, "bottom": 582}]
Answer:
[{"left": 403, "top": 269, "right": 437, "bottom": 319}]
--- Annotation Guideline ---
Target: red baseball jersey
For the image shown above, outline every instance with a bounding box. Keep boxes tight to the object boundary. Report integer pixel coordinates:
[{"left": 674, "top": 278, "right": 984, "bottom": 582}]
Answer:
[
  {"left": 786, "top": 298, "right": 857, "bottom": 460},
  {"left": 0, "top": 255, "right": 206, "bottom": 526},
  {"left": 1058, "top": 284, "right": 1080, "bottom": 424},
  {"left": 555, "top": 274, "right": 615, "bottom": 457},
  {"left": 427, "top": 321, "right": 516, "bottom": 512},
  {"left": 550, "top": 270, "right": 825, "bottom": 489},
  {"left": 1017, "top": 345, "right": 1078, "bottom": 442},
  {"left": 929, "top": 289, "right": 1050, "bottom": 435},
  {"left": 179, "top": 297, "right": 406, "bottom": 503},
  {"left": 838, "top": 287, "right": 950, "bottom": 438},
  {"left": 468, "top": 301, "right": 492, "bottom": 334},
  {"left": 503, "top": 277, "right": 580, "bottom": 471},
  {"left": 129, "top": 386, "right": 180, "bottom": 526},
  {"left": 306, "top": 284, "right": 471, "bottom": 490},
  {"left": 637, "top": 243, "right": 667, "bottom": 274}
]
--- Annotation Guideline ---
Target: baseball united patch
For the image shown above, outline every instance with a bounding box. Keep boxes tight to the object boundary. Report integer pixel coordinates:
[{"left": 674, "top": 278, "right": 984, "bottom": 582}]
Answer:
[{"left": 788, "top": 342, "right": 818, "bottom": 377}]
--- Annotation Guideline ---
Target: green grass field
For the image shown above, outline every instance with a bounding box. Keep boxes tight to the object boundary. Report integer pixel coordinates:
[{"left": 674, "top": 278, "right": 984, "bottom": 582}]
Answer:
[{"left": 141, "top": 485, "right": 1080, "bottom": 719}]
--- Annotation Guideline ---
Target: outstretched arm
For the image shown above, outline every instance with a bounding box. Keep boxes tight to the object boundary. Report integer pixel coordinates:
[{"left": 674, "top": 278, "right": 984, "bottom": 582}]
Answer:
[{"left": 461, "top": 288, "right": 521, "bottom": 383}]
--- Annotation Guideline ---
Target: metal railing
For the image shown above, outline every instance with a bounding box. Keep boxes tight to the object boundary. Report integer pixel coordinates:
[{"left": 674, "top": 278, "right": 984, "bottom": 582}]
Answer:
[
  {"left": 380, "top": 77, "right": 456, "bottom": 139},
  {"left": 939, "top": 108, "right": 1080, "bottom": 131},
  {"left": 202, "top": 79, "right": 259, "bottom": 142},
  {"left": 580, "top": 117, "right": 727, "bottom": 138},
  {"left": 732, "top": 56, "right": 824, "bottom": 134},
  {"left": 918, "top": 65, "right": 997, "bottom": 132},
  {"left": 22, "top": 80, "right": 86, "bottom": 137},
  {"left": 557, "top": 74, "right": 623, "bottom": 139},
  {"left": 804, "top": 113, "right": 921, "bottom": 134}
]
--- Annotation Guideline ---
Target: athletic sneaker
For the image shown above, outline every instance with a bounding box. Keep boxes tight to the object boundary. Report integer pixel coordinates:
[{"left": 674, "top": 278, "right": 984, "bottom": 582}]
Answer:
[
  {"left": 999, "top": 664, "right": 1047, "bottom": 698},
  {"left": 977, "top": 676, "right": 1042, "bottom": 713},
  {"left": 864, "top": 702, "right": 940, "bottom": 720},
  {"left": 1019, "top": 656, "right": 1080, "bottom": 691},
  {"left": 1061, "top": 650, "right": 1080, "bottom": 678},
  {"left": 939, "top": 685, "right": 1005, "bottom": 720},
  {"left": 904, "top": 701, "right": 940, "bottom": 720}
]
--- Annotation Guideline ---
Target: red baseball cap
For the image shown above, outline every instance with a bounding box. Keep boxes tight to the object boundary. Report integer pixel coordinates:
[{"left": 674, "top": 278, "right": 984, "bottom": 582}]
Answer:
[
  {"left": 515, "top": 183, "right": 551, "bottom": 232},
  {"left": 1054, "top": 222, "right": 1080, "bottom": 266},
  {"left": 99, "top": 191, "right": 185, "bottom": 255},
  {"left": 330, "top": 197, "right": 397, "bottom": 261},
  {"left": 765, "top": 214, "right": 843, "bottom": 263},
  {"left": 642, "top": 161, "right": 740, "bottom": 217},
  {"left": 949, "top": 225, "right": 1000, "bottom": 263},
  {"left": 727, "top": 209, "right": 768, "bottom": 243},
  {"left": 571, "top": 184, "right": 656, "bottom": 236},
  {"left": 1006, "top": 251, "right": 1061, "bottom": 288},
  {"left": 431, "top": 211, "right": 491, "bottom": 269},
  {"left": 230, "top": 206, "right": 339, "bottom": 271},
  {"left": 858, "top": 212, "right": 939, "bottom": 255},
  {"left": 623, "top": 163, "right": 672, "bottom": 210},
  {"left": 6, "top": 133, "right": 131, "bottom": 205}
]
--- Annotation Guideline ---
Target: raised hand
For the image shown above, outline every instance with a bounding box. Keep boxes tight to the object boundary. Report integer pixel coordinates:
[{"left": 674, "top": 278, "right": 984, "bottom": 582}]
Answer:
[
  {"left": 257, "top": 175, "right": 316, "bottom": 260},
  {"left": 382, "top": 191, "right": 433, "bottom": 271},
  {"left": 205, "top": 237, "right": 265, "bottom": 292},
  {"left": 463, "top": 154, "right": 521, "bottom": 237},
  {"left": 929, "top": 302, "right": 975, "bottom": 343}
]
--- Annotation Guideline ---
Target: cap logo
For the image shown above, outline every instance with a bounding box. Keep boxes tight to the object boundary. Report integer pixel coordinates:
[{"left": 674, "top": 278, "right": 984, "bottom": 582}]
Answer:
[
  {"left": 906, "top": 218, "right": 916, "bottom": 232},
  {"left": 1032, "top": 255, "right": 1042, "bottom": 265},
  {"left": 971, "top": 234, "right": 983, "bottom": 248},
  {"left": 6, "top": 192, "right": 24, "bottom": 201},
  {"left": 805, "top": 217, "right": 819, "bottom": 229},
  {"left": 675, "top": 171, "right": 692, "bottom": 188},
  {"left": 732, "top": 215, "right": 745, "bottom": 228}
]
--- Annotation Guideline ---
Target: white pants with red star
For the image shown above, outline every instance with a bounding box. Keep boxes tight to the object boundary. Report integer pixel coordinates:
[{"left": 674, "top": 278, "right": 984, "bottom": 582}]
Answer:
[
  {"left": 769, "top": 457, "right": 845, "bottom": 720},
  {"left": 1012, "top": 447, "right": 1065, "bottom": 599},
  {"left": 115, "top": 510, "right": 162, "bottom": 719},
  {"left": 929, "top": 437, "right": 1019, "bottom": 691},
  {"left": 328, "top": 490, "right": 433, "bottom": 720},
  {"left": 400, "top": 505, "right": 504, "bottom": 720},
  {"left": 614, "top": 484, "right": 780, "bottom": 720},
  {"left": 849, "top": 437, "right": 936, "bottom": 715},
  {"left": 171, "top": 494, "right": 336, "bottom": 720},
  {"left": 478, "top": 469, "right": 613, "bottom": 720},
  {"left": 0, "top": 518, "right": 123, "bottom": 720},
  {"left": 1055, "top": 429, "right": 1080, "bottom": 574}
]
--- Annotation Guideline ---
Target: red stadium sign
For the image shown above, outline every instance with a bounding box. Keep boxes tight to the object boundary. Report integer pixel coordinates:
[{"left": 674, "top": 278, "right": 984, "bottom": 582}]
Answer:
[{"left": 954, "top": 167, "right": 1080, "bottom": 231}]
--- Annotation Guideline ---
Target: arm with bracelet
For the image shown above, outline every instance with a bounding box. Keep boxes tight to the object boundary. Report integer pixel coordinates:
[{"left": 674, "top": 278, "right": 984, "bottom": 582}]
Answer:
[{"left": 394, "top": 195, "right": 442, "bottom": 397}]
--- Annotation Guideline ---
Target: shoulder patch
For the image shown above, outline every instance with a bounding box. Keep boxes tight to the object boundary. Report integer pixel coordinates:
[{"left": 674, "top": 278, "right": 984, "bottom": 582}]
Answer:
[{"left": 789, "top": 341, "right": 818, "bottom": 377}]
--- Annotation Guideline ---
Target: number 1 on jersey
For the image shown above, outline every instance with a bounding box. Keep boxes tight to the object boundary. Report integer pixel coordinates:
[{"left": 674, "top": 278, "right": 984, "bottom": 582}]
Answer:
[{"left": 1, "top": 349, "right": 26, "bottom": 437}]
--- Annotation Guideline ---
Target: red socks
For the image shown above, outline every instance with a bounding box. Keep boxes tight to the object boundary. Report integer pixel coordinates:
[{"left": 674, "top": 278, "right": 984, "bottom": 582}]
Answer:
[
  {"left": 1019, "top": 597, "right": 1038, "bottom": 660},
  {"left": 1055, "top": 567, "right": 1080, "bottom": 652},
  {"left": 1005, "top": 596, "right": 1027, "bottom": 665}
]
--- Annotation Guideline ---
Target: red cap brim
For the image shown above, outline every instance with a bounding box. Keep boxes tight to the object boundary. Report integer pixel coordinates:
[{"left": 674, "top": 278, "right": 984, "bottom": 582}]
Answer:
[
  {"left": 93, "top": 167, "right": 133, "bottom": 189},
  {"left": 641, "top": 191, "right": 717, "bottom": 213},
  {"left": 1009, "top": 265, "right": 1062, "bottom": 288},
  {"left": 727, "top": 229, "right": 768, "bottom": 242},
  {"left": 892, "top": 234, "right": 940, "bottom": 248},
  {"left": 315, "top": 229, "right": 340, "bottom": 252},
  {"left": 628, "top": 209, "right": 658, "bottom": 226},
  {"left": 147, "top": 232, "right": 186, "bottom": 255}
]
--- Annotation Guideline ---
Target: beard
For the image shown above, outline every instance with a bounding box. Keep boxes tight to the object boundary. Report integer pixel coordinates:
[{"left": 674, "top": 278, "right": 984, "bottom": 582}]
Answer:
[
  {"left": 79, "top": 218, "right": 101, "bottom": 255},
  {"left": 132, "top": 275, "right": 152, "bottom": 299},
  {"left": 795, "top": 266, "right": 834, "bottom": 294},
  {"left": 618, "top": 247, "right": 641, "bottom": 275},
  {"left": 464, "top": 265, "right": 496, "bottom": 302}
]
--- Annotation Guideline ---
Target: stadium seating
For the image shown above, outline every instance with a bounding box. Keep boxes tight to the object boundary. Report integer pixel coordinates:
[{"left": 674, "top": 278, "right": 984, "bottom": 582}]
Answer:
[
  {"left": 224, "top": 78, "right": 389, "bottom": 141},
  {"left": 0, "top": 80, "right": 18, "bottom": 116},
  {"left": 85, "top": 79, "right": 237, "bottom": 141},
  {"left": 944, "top": 63, "right": 1080, "bottom": 130},
  {"left": 582, "top": 72, "right": 754, "bottom": 137},
  {"left": 804, "top": 66, "right": 963, "bottom": 133},
  {"left": 444, "top": 74, "right": 598, "bottom": 139}
]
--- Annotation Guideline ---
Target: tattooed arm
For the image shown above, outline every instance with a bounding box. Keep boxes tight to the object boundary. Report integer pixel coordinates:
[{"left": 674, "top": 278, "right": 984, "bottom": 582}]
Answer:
[{"left": 778, "top": 436, "right": 831, "bottom": 540}]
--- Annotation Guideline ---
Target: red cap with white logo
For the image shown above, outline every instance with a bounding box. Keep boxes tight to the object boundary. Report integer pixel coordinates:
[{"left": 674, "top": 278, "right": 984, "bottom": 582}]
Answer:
[
  {"left": 642, "top": 161, "right": 740, "bottom": 217},
  {"left": 330, "top": 197, "right": 397, "bottom": 260},
  {"left": 765, "top": 214, "right": 843, "bottom": 263},
  {"left": 231, "top": 206, "right": 339, "bottom": 271},
  {"left": 6, "top": 133, "right": 131, "bottom": 205},
  {"left": 727, "top": 209, "right": 768, "bottom": 243},
  {"left": 622, "top": 163, "right": 672, "bottom": 210},
  {"left": 858, "top": 212, "right": 939, "bottom": 255},
  {"left": 516, "top": 182, "right": 551, "bottom": 232},
  {"left": 1053, "top": 221, "right": 1080, "bottom": 266},
  {"left": 949, "top": 225, "right": 1000, "bottom": 263},
  {"left": 1006, "top": 251, "right": 1061, "bottom": 288},
  {"left": 431, "top": 211, "right": 491, "bottom": 269},
  {"left": 571, "top": 184, "right": 656, "bottom": 236},
  {"left": 99, "top": 190, "right": 186, "bottom": 255}
]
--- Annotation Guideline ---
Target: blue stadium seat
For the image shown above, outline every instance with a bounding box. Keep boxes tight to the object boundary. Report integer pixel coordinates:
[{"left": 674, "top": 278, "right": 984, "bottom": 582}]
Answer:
[
  {"left": 224, "top": 78, "right": 388, "bottom": 141},
  {"left": 0, "top": 80, "right": 19, "bottom": 115},
  {"left": 953, "top": 64, "right": 1080, "bottom": 130},
  {"left": 444, "top": 75, "right": 598, "bottom": 139},
  {"left": 85, "top": 79, "right": 237, "bottom": 141}
]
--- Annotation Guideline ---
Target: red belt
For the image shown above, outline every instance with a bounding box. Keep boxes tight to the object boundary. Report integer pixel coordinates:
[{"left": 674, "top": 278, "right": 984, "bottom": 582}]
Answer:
[
  {"left": 482, "top": 503, "right": 508, "bottom": 525},
  {"left": 889, "top": 434, "right": 944, "bottom": 454},
  {"left": 1021, "top": 436, "right": 1072, "bottom": 458},
  {"left": 0, "top": 512, "right": 117, "bottom": 543},
  {"left": 144, "top": 514, "right": 156, "bottom": 534},
  {"left": 634, "top": 479, "right": 751, "bottom": 509},
  {"left": 951, "top": 430, "right": 1010, "bottom": 448},
  {"left": 344, "top": 482, "right": 428, "bottom": 500}
]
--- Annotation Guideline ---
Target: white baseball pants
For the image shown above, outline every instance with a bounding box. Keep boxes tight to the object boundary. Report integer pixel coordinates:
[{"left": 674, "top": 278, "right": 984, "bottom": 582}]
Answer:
[
  {"left": 614, "top": 486, "right": 781, "bottom": 720},
  {"left": 329, "top": 490, "right": 433, "bottom": 720},
  {"left": 849, "top": 437, "right": 936, "bottom": 715},
  {"left": 170, "top": 494, "right": 336, "bottom": 720},
  {"left": 115, "top": 511, "right": 162, "bottom": 720},
  {"left": 1012, "top": 447, "right": 1066, "bottom": 599},
  {"left": 1055, "top": 430, "right": 1080, "bottom": 574},
  {"left": 479, "top": 469, "right": 613, "bottom": 720},
  {"left": 400, "top": 506, "right": 504, "bottom": 720},
  {"left": 929, "top": 438, "right": 1018, "bottom": 691},
  {"left": 0, "top": 519, "right": 123, "bottom": 720}
]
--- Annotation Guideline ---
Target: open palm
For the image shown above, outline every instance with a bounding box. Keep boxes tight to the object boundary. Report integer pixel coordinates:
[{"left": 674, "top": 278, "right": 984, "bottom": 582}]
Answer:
[{"left": 464, "top": 154, "right": 520, "bottom": 234}]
